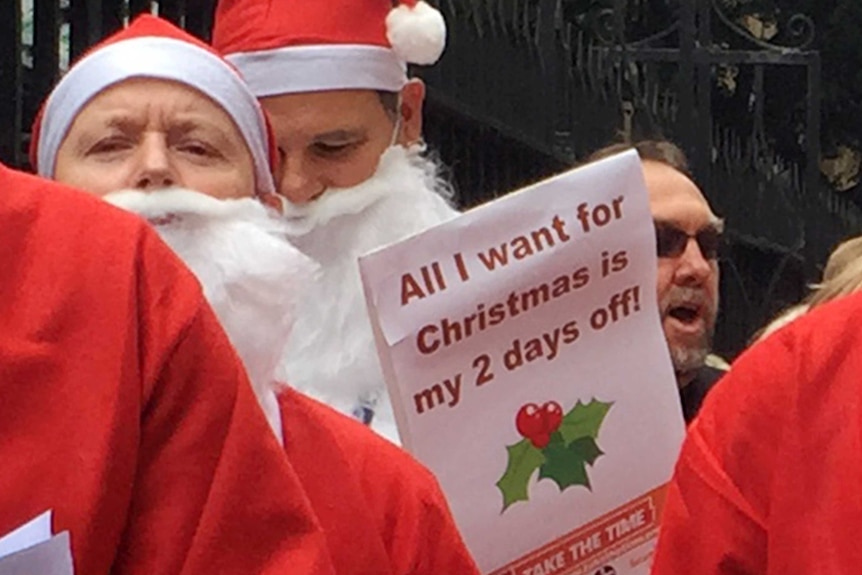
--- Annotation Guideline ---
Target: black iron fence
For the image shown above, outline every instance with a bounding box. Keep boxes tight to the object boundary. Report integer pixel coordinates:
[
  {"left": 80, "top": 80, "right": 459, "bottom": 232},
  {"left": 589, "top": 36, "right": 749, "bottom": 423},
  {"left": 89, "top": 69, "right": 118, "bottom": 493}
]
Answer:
[
  {"left": 0, "top": 0, "right": 215, "bottom": 167},
  {"left": 418, "top": 0, "right": 862, "bottom": 356},
  {"left": 2, "top": 0, "right": 859, "bottom": 356}
]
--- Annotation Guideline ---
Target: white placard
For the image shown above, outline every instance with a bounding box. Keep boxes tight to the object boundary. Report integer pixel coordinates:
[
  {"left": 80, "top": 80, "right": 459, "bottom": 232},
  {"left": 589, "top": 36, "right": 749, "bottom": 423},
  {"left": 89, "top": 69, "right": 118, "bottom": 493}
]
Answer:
[
  {"left": 0, "top": 511, "right": 51, "bottom": 559},
  {"left": 360, "top": 151, "right": 685, "bottom": 574}
]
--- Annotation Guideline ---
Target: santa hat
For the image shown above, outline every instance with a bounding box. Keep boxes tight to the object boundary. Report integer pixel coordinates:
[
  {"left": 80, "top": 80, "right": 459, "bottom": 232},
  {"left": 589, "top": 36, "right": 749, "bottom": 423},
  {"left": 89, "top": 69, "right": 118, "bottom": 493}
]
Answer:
[
  {"left": 31, "top": 14, "right": 276, "bottom": 196},
  {"left": 212, "top": 0, "right": 447, "bottom": 96}
]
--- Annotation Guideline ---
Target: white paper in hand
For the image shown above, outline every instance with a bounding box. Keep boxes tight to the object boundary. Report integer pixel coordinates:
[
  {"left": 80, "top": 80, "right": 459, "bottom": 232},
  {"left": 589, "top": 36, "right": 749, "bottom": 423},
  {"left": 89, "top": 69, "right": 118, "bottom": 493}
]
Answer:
[
  {"left": 0, "top": 511, "right": 74, "bottom": 575},
  {"left": 360, "top": 151, "right": 686, "bottom": 574},
  {"left": 0, "top": 511, "right": 51, "bottom": 558},
  {"left": 0, "top": 532, "right": 73, "bottom": 575}
]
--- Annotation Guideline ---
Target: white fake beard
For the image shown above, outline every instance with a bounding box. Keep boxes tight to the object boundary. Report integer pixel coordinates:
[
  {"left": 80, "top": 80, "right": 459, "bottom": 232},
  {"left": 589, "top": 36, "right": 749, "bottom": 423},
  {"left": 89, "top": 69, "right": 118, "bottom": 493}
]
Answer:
[
  {"left": 276, "top": 145, "right": 458, "bottom": 443},
  {"left": 280, "top": 145, "right": 455, "bottom": 240},
  {"left": 105, "top": 188, "right": 318, "bottom": 440}
]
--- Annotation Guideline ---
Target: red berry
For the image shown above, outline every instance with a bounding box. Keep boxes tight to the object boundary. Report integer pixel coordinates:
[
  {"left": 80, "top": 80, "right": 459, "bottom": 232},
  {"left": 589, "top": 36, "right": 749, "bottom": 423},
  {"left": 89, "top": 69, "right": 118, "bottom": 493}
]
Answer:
[
  {"left": 542, "top": 401, "right": 563, "bottom": 434},
  {"left": 517, "top": 401, "right": 565, "bottom": 447},
  {"left": 530, "top": 431, "right": 552, "bottom": 449},
  {"left": 516, "top": 403, "right": 543, "bottom": 440}
]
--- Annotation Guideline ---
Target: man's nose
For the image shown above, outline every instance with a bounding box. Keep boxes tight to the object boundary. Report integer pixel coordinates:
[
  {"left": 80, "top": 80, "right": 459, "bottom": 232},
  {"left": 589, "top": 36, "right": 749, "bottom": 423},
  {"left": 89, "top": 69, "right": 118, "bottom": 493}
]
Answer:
[
  {"left": 133, "top": 136, "right": 176, "bottom": 191},
  {"left": 277, "top": 155, "right": 325, "bottom": 205},
  {"left": 674, "top": 237, "right": 713, "bottom": 286}
]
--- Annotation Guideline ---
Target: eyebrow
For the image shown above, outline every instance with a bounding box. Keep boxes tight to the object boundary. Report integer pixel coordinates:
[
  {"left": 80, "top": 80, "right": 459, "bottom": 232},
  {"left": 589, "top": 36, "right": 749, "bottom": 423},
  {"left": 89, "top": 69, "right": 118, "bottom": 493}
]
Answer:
[
  {"left": 167, "top": 118, "right": 240, "bottom": 152},
  {"left": 84, "top": 112, "right": 238, "bottom": 154},
  {"left": 167, "top": 118, "right": 220, "bottom": 136},
  {"left": 653, "top": 217, "right": 725, "bottom": 234},
  {"left": 64, "top": 114, "right": 140, "bottom": 153},
  {"left": 312, "top": 129, "right": 367, "bottom": 142}
]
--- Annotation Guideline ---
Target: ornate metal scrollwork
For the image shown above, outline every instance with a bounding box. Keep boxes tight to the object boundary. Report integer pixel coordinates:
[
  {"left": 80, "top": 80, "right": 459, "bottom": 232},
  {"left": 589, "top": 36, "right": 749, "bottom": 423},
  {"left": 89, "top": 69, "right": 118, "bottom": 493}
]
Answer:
[
  {"left": 442, "top": 0, "right": 816, "bottom": 53},
  {"left": 579, "top": 7, "right": 617, "bottom": 45},
  {"left": 712, "top": 0, "right": 816, "bottom": 51},
  {"left": 561, "top": 0, "right": 681, "bottom": 48},
  {"left": 784, "top": 13, "right": 816, "bottom": 50}
]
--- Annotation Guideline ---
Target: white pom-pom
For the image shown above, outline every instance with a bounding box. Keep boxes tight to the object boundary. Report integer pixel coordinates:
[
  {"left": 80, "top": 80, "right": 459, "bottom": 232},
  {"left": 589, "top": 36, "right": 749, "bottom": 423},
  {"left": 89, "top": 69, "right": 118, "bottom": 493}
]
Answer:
[{"left": 386, "top": 1, "right": 447, "bottom": 65}]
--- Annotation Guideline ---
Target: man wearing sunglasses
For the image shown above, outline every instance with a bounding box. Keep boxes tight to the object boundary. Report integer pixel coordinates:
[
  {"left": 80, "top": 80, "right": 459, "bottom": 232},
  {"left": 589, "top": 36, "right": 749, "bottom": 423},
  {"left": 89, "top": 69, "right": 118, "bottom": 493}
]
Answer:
[{"left": 587, "top": 140, "right": 723, "bottom": 422}]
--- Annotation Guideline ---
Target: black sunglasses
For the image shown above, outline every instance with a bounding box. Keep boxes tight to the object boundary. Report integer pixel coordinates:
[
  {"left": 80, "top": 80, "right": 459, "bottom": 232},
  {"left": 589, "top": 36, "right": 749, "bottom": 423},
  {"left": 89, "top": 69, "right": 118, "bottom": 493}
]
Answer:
[{"left": 654, "top": 222, "right": 722, "bottom": 260}]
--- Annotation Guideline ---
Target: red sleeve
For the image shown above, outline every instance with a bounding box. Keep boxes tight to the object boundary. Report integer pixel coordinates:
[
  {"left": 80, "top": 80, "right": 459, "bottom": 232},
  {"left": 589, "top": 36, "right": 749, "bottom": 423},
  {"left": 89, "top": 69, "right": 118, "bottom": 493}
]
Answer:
[
  {"left": 112, "top": 230, "right": 334, "bottom": 575},
  {"left": 280, "top": 389, "right": 480, "bottom": 575},
  {"left": 651, "top": 423, "right": 768, "bottom": 574},
  {"left": 379, "top": 469, "right": 480, "bottom": 575},
  {"left": 651, "top": 328, "right": 798, "bottom": 575},
  {"left": 357, "top": 434, "right": 480, "bottom": 575}
]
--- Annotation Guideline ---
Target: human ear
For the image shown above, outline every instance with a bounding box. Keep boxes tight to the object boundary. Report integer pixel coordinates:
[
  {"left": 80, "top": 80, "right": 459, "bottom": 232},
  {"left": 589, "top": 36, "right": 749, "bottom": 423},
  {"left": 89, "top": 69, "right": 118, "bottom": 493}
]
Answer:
[{"left": 397, "top": 79, "right": 425, "bottom": 146}]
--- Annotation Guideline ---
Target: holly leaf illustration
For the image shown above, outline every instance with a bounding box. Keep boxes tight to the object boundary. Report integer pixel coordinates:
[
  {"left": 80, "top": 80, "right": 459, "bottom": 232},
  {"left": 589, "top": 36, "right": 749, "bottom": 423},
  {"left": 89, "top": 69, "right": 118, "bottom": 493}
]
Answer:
[
  {"left": 559, "top": 399, "right": 613, "bottom": 445},
  {"left": 538, "top": 438, "right": 591, "bottom": 491},
  {"left": 569, "top": 436, "right": 604, "bottom": 466},
  {"left": 496, "top": 439, "right": 546, "bottom": 512}
]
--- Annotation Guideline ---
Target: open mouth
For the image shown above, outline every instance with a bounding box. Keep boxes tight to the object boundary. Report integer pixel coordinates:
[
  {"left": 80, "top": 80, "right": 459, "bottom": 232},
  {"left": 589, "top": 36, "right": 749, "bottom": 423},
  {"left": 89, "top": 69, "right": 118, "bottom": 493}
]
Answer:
[{"left": 668, "top": 303, "right": 702, "bottom": 325}]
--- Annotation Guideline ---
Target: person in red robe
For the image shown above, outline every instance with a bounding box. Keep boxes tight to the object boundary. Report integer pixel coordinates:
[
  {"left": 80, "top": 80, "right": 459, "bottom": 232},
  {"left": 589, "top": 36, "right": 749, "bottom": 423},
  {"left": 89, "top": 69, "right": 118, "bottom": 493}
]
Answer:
[
  {"left": 651, "top": 290, "right": 862, "bottom": 573},
  {"left": 30, "top": 14, "right": 480, "bottom": 575},
  {"left": 212, "top": 0, "right": 458, "bottom": 443},
  {"left": 0, "top": 164, "right": 335, "bottom": 574}
]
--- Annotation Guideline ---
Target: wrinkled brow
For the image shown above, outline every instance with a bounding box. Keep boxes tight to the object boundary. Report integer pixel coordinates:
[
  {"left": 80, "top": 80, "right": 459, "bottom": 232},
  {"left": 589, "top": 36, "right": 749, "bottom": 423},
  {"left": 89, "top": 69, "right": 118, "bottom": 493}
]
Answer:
[{"left": 97, "top": 113, "right": 145, "bottom": 132}]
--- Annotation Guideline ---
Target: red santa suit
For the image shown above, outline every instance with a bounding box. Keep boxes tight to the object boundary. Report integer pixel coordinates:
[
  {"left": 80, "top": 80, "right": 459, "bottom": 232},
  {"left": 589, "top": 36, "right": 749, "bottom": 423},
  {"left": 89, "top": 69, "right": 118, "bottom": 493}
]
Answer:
[
  {"left": 651, "top": 291, "right": 862, "bottom": 574},
  {"left": 213, "top": 0, "right": 456, "bottom": 444},
  {"left": 103, "top": 188, "right": 480, "bottom": 575},
  {"left": 281, "top": 389, "right": 481, "bottom": 575},
  {"left": 0, "top": 165, "right": 334, "bottom": 574},
  {"left": 29, "top": 15, "right": 479, "bottom": 573}
]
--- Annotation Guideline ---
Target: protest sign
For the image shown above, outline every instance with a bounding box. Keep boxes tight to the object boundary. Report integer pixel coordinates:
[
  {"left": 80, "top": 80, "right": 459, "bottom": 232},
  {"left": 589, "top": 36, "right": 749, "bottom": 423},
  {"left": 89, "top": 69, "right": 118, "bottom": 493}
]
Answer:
[{"left": 359, "top": 151, "right": 686, "bottom": 574}]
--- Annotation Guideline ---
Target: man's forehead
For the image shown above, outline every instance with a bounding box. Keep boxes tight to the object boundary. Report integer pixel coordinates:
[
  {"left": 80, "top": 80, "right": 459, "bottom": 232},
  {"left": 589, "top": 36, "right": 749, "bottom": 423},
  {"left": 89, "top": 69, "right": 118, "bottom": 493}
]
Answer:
[
  {"left": 81, "top": 82, "right": 222, "bottom": 122},
  {"left": 261, "top": 89, "right": 382, "bottom": 114},
  {"left": 641, "top": 160, "right": 717, "bottom": 222},
  {"left": 260, "top": 90, "right": 388, "bottom": 132}
]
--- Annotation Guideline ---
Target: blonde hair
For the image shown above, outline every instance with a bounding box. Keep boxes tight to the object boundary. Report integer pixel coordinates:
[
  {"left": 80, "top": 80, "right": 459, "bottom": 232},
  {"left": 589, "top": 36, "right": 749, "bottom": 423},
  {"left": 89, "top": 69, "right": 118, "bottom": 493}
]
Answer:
[
  {"left": 820, "top": 235, "right": 862, "bottom": 285},
  {"left": 806, "top": 252, "right": 862, "bottom": 309}
]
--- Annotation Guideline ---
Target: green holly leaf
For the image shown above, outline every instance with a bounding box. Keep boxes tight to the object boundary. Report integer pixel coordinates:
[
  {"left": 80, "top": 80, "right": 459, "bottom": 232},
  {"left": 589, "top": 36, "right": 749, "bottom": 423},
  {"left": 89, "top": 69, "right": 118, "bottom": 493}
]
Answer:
[
  {"left": 569, "top": 436, "right": 604, "bottom": 466},
  {"left": 496, "top": 439, "right": 546, "bottom": 512},
  {"left": 498, "top": 399, "right": 612, "bottom": 509},
  {"left": 559, "top": 398, "right": 613, "bottom": 444},
  {"left": 538, "top": 439, "right": 591, "bottom": 491}
]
